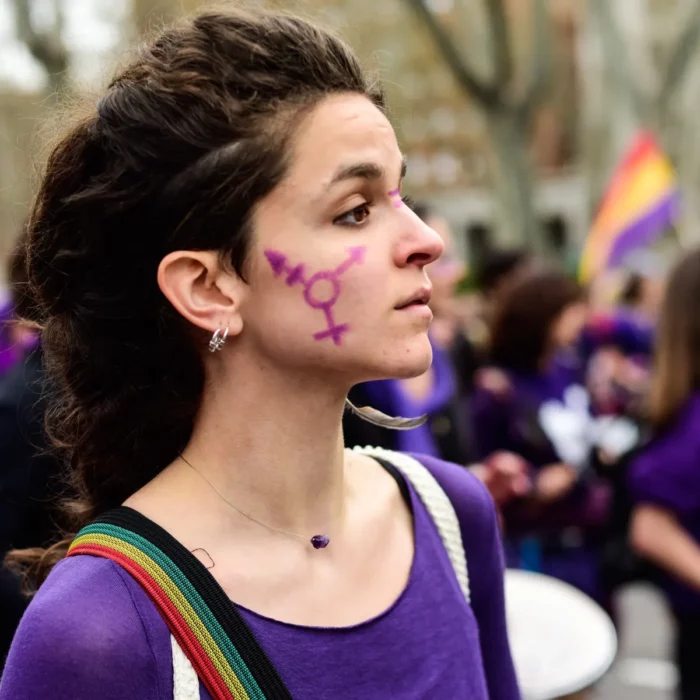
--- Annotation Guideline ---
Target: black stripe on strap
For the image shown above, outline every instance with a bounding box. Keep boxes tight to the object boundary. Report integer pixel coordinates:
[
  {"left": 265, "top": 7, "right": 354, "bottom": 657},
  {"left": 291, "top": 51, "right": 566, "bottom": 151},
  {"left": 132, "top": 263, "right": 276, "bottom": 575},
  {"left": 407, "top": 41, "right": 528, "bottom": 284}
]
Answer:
[{"left": 372, "top": 456, "right": 413, "bottom": 510}]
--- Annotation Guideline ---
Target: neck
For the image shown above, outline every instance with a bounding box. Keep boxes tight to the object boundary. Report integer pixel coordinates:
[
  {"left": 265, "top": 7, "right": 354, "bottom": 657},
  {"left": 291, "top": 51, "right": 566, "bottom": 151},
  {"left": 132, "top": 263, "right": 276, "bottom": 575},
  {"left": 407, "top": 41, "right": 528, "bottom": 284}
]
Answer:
[{"left": 180, "top": 358, "right": 350, "bottom": 535}]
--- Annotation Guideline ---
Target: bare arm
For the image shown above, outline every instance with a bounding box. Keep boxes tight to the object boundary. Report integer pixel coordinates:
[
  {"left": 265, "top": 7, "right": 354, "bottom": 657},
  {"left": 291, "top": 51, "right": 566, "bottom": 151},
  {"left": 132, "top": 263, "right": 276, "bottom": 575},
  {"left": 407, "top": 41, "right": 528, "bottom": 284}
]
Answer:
[{"left": 631, "top": 504, "right": 700, "bottom": 591}]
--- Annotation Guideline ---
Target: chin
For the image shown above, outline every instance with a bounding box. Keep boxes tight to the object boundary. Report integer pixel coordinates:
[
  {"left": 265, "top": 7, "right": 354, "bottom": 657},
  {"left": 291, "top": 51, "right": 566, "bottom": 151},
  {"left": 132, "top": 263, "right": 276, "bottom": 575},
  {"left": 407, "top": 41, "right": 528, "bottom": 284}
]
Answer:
[{"left": 379, "top": 333, "right": 434, "bottom": 380}]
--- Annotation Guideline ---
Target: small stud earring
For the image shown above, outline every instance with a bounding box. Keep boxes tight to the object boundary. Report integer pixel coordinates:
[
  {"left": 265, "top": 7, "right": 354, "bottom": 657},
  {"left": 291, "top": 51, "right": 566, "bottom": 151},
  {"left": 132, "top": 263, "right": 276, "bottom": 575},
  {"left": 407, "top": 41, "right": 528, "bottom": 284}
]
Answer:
[{"left": 208, "top": 326, "right": 229, "bottom": 353}]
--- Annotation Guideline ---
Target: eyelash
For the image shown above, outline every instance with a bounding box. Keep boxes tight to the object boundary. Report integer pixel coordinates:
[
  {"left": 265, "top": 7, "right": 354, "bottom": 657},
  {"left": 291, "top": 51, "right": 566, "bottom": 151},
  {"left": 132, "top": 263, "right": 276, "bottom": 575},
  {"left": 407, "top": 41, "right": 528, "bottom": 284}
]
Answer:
[
  {"left": 334, "top": 194, "right": 415, "bottom": 227},
  {"left": 334, "top": 202, "right": 372, "bottom": 227}
]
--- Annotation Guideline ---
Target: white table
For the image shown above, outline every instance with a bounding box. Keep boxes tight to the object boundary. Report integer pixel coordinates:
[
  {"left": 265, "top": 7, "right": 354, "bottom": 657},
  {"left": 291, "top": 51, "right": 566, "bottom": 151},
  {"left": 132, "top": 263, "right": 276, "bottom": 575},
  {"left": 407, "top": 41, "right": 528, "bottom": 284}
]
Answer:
[{"left": 505, "top": 570, "right": 618, "bottom": 700}]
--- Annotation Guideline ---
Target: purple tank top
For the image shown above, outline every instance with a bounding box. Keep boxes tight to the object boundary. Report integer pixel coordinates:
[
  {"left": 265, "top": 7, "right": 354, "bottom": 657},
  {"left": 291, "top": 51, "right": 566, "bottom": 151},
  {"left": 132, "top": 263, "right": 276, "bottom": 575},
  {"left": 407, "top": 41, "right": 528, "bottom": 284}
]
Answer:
[{"left": 0, "top": 454, "right": 520, "bottom": 699}]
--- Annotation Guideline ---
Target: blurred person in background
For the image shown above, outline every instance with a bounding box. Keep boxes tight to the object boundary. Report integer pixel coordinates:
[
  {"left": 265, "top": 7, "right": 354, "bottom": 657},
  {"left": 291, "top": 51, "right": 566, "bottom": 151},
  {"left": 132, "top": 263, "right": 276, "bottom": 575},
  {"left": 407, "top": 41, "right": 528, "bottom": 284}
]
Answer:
[
  {"left": 579, "top": 251, "right": 664, "bottom": 418},
  {"left": 461, "top": 247, "right": 531, "bottom": 369},
  {"left": 477, "top": 248, "right": 531, "bottom": 323},
  {"left": 0, "top": 230, "right": 59, "bottom": 666},
  {"left": 0, "top": 301, "right": 18, "bottom": 378},
  {"left": 0, "top": 9, "right": 520, "bottom": 699},
  {"left": 0, "top": 233, "right": 40, "bottom": 379},
  {"left": 412, "top": 203, "right": 482, "bottom": 394},
  {"left": 617, "top": 248, "right": 667, "bottom": 324},
  {"left": 629, "top": 248, "right": 700, "bottom": 700},
  {"left": 471, "top": 268, "right": 613, "bottom": 607}
]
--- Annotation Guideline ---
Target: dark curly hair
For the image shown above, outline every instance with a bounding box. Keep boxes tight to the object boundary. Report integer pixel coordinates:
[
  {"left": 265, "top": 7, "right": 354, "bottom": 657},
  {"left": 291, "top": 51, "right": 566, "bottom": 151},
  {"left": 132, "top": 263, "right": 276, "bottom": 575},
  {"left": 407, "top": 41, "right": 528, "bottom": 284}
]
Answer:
[
  {"left": 489, "top": 267, "right": 584, "bottom": 374},
  {"left": 9, "top": 7, "right": 384, "bottom": 585}
]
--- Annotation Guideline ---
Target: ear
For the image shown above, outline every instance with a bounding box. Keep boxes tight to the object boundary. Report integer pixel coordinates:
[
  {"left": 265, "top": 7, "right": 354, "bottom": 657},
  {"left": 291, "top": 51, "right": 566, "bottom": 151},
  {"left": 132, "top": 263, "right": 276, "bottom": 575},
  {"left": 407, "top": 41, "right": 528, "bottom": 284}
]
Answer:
[{"left": 157, "top": 250, "right": 244, "bottom": 337}]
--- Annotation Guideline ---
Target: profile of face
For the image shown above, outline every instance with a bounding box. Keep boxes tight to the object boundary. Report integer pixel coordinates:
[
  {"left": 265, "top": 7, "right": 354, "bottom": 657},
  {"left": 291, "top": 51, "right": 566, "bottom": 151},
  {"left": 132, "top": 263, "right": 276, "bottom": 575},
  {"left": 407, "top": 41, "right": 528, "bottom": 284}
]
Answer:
[
  {"left": 550, "top": 301, "right": 589, "bottom": 351},
  {"left": 159, "top": 94, "right": 444, "bottom": 386}
]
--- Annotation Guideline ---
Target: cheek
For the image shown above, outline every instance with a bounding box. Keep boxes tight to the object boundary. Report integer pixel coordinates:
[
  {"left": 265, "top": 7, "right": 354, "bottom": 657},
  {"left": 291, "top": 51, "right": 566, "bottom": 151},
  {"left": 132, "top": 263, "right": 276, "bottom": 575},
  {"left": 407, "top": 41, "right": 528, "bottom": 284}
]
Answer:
[{"left": 258, "top": 245, "right": 382, "bottom": 348}]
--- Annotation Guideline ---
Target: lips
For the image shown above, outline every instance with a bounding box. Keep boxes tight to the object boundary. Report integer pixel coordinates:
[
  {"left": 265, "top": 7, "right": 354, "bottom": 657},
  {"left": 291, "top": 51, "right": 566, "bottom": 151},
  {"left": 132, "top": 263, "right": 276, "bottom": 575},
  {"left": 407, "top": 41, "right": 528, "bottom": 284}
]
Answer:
[{"left": 395, "top": 287, "right": 432, "bottom": 310}]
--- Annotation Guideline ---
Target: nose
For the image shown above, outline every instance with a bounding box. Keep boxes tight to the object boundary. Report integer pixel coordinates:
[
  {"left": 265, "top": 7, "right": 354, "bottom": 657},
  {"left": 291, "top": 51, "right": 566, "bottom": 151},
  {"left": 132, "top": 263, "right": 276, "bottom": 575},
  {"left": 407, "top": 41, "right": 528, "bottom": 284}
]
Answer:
[{"left": 395, "top": 210, "right": 445, "bottom": 268}]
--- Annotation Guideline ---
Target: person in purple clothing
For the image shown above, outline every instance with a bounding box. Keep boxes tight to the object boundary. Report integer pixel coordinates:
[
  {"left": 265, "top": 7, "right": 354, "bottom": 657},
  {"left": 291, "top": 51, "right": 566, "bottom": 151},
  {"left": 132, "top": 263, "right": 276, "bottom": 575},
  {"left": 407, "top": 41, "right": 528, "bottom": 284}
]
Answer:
[
  {"left": 0, "top": 8, "right": 519, "bottom": 700},
  {"left": 629, "top": 248, "right": 700, "bottom": 700},
  {"left": 0, "top": 230, "right": 41, "bottom": 379},
  {"left": 471, "top": 268, "right": 613, "bottom": 605},
  {"left": 579, "top": 309, "right": 653, "bottom": 417}
]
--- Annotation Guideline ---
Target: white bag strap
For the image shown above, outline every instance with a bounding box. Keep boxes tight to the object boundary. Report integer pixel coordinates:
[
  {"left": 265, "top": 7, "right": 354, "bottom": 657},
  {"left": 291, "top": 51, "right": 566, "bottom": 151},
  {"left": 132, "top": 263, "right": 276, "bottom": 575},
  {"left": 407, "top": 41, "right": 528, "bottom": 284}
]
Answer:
[
  {"left": 171, "top": 634, "right": 200, "bottom": 700},
  {"left": 169, "top": 446, "right": 472, "bottom": 699},
  {"left": 353, "top": 446, "right": 470, "bottom": 602}
]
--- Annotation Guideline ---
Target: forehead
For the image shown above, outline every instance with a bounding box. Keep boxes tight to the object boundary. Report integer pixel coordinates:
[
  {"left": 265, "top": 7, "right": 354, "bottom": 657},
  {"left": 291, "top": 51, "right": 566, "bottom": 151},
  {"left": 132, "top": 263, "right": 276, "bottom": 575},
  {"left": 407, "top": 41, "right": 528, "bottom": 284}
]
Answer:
[{"left": 286, "top": 94, "right": 400, "bottom": 188}]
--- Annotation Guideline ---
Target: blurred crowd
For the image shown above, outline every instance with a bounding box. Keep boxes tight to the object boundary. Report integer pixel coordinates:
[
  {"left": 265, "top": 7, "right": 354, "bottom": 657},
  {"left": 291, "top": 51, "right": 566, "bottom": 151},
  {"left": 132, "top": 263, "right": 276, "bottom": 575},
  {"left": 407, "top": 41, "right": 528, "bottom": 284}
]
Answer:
[
  {"left": 1, "top": 204, "right": 700, "bottom": 695},
  {"left": 344, "top": 203, "right": 700, "bottom": 697}
]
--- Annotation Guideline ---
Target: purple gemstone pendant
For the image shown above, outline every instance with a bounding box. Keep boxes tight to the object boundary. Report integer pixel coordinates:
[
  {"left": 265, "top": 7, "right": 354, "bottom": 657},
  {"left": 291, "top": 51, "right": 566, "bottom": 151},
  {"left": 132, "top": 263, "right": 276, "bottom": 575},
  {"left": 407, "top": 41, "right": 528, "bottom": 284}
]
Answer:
[{"left": 310, "top": 534, "right": 330, "bottom": 550}]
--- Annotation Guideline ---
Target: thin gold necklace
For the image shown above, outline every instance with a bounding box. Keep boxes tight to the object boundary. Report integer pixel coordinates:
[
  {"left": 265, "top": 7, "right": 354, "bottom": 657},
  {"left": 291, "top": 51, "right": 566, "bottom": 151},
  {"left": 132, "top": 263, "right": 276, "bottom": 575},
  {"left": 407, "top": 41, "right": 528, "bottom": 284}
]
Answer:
[{"left": 178, "top": 454, "right": 331, "bottom": 550}]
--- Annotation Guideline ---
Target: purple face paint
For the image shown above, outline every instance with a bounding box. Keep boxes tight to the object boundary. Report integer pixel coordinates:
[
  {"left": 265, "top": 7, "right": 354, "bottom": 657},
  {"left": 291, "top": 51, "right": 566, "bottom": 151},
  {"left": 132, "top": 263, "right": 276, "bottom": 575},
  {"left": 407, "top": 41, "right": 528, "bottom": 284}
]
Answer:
[
  {"left": 264, "top": 246, "right": 366, "bottom": 346},
  {"left": 388, "top": 188, "right": 403, "bottom": 209}
]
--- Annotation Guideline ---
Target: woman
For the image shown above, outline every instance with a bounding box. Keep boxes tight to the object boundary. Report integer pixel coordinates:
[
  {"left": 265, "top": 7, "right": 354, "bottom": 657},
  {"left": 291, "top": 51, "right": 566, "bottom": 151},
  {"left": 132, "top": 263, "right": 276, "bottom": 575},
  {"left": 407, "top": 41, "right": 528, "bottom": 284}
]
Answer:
[
  {"left": 629, "top": 249, "right": 700, "bottom": 700},
  {"left": 471, "top": 268, "right": 611, "bottom": 604},
  {"left": 0, "top": 9, "right": 519, "bottom": 700}
]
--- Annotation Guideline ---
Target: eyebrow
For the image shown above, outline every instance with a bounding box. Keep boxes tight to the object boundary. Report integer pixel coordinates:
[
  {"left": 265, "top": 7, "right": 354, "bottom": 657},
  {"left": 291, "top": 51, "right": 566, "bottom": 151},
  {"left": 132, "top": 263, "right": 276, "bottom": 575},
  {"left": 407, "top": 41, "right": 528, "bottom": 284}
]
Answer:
[{"left": 328, "top": 157, "right": 407, "bottom": 188}]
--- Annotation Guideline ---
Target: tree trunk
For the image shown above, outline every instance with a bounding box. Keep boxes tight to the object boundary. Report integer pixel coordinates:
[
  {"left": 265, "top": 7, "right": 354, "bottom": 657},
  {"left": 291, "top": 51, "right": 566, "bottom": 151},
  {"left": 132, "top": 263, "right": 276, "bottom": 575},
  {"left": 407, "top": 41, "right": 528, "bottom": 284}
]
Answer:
[
  {"left": 11, "top": 0, "right": 69, "bottom": 96},
  {"left": 672, "top": 52, "right": 700, "bottom": 245},
  {"left": 488, "top": 109, "right": 542, "bottom": 253}
]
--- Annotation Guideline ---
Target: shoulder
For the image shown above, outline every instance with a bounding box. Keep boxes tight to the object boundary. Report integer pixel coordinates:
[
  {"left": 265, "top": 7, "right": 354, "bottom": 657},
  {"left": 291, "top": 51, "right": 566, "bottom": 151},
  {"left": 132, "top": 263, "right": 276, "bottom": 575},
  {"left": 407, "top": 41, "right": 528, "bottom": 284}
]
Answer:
[
  {"left": 352, "top": 447, "right": 497, "bottom": 539},
  {"left": 407, "top": 451, "right": 495, "bottom": 527},
  {"left": 404, "top": 453, "right": 509, "bottom": 626},
  {"left": 1, "top": 554, "right": 170, "bottom": 700},
  {"left": 349, "top": 446, "right": 501, "bottom": 583}
]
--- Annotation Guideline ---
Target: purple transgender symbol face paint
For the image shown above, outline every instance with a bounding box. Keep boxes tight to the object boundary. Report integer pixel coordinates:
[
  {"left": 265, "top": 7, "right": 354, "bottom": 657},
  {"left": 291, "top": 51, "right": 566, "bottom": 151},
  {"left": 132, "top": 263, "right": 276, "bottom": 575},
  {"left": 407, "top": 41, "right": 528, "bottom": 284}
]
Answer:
[
  {"left": 264, "top": 246, "right": 366, "bottom": 346},
  {"left": 388, "top": 189, "right": 403, "bottom": 209}
]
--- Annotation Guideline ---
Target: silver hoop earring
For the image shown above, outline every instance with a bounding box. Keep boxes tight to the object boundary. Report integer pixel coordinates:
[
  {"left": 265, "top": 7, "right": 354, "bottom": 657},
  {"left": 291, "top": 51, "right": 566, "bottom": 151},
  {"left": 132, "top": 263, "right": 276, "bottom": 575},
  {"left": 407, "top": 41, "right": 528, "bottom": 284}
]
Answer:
[{"left": 208, "top": 327, "right": 229, "bottom": 353}]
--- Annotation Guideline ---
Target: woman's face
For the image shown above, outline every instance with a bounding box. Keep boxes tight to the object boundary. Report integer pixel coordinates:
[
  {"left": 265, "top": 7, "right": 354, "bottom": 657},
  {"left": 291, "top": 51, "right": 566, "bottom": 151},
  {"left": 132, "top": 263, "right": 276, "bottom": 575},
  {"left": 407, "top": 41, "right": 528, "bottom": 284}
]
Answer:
[{"left": 239, "top": 94, "right": 444, "bottom": 383}]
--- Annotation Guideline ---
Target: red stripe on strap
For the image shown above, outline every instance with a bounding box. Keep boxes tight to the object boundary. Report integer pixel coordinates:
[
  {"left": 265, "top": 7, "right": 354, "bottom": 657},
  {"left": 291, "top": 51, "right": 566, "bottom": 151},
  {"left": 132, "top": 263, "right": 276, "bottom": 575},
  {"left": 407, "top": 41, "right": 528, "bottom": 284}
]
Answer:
[{"left": 70, "top": 544, "right": 236, "bottom": 700}]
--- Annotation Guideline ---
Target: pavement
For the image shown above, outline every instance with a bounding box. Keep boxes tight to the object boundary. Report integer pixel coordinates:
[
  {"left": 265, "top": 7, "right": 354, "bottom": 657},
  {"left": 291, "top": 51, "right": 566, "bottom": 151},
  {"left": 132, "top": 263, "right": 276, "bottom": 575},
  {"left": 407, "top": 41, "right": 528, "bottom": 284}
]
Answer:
[{"left": 593, "top": 584, "right": 676, "bottom": 700}]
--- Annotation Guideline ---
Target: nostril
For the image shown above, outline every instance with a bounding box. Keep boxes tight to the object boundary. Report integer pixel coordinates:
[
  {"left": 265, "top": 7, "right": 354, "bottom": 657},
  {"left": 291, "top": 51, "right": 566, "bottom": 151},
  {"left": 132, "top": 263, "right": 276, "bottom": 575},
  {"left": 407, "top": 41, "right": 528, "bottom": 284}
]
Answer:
[{"left": 406, "top": 252, "right": 435, "bottom": 265}]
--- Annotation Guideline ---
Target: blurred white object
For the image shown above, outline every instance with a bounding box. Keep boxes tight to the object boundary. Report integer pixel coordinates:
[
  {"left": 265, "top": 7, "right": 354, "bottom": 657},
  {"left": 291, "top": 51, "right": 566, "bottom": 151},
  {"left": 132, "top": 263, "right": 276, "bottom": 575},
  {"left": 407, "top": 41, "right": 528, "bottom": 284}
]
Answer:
[
  {"left": 539, "top": 384, "right": 640, "bottom": 468},
  {"left": 505, "top": 570, "right": 618, "bottom": 700},
  {"left": 539, "top": 384, "right": 592, "bottom": 470}
]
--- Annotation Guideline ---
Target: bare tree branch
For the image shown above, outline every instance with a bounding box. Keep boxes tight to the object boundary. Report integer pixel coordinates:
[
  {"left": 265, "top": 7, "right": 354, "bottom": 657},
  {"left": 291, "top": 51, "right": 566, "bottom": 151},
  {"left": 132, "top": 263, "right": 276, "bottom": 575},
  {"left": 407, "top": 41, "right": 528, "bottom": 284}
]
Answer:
[
  {"left": 403, "top": 0, "right": 501, "bottom": 108},
  {"left": 592, "top": 0, "right": 649, "bottom": 124},
  {"left": 658, "top": 5, "right": 700, "bottom": 109},
  {"left": 484, "top": 0, "right": 512, "bottom": 86},
  {"left": 12, "top": 0, "right": 69, "bottom": 91},
  {"left": 518, "top": 0, "right": 551, "bottom": 123}
]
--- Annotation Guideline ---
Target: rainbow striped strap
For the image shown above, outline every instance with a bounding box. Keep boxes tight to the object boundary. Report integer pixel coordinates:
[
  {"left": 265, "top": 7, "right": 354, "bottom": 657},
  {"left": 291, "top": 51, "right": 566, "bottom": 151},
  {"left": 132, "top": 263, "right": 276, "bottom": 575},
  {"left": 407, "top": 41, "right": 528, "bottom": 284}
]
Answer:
[{"left": 67, "top": 507, "right": 293, "bottom": 700}]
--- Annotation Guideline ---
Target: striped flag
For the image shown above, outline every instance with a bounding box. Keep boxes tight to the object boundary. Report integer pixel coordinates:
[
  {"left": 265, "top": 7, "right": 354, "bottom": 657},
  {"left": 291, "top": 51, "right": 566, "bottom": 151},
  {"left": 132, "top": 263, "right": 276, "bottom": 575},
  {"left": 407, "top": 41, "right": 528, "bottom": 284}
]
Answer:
[{"left": 579, "top": 131, "right": 680, "bottom": 283}]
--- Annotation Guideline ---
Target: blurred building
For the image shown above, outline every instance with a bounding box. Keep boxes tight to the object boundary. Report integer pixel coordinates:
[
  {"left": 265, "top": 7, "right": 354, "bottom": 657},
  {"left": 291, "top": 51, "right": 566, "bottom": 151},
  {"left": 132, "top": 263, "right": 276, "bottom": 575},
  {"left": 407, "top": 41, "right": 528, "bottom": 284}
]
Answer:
[{"left": 7, "top": 0, "right": 694, "bottom": 267}]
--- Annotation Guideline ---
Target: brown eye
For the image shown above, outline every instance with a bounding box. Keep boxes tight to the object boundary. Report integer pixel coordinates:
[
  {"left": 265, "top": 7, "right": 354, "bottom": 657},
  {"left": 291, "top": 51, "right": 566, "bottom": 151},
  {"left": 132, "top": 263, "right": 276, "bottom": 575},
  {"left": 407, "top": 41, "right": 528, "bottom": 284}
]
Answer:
[{"left": 335, "top": 203, "right": 371, "bottom": 226}]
